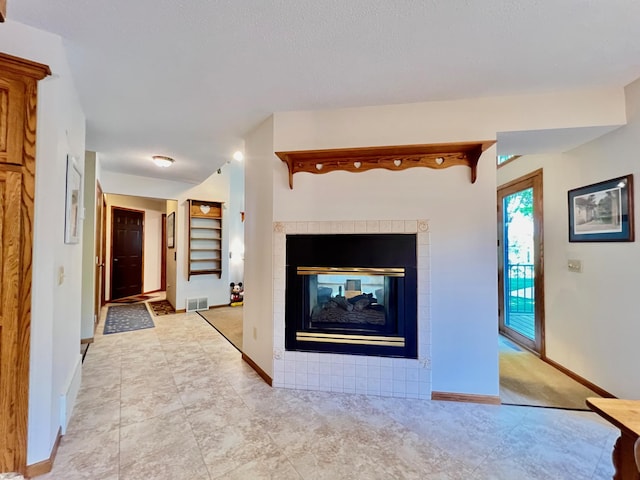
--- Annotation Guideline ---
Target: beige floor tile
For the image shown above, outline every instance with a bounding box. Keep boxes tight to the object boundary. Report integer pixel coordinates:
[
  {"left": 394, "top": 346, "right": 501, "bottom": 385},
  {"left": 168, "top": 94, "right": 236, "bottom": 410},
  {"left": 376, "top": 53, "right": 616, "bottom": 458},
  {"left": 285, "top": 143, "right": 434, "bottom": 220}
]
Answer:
[{"left": 43, "top": 308, "right": 617, "bottom": 480}]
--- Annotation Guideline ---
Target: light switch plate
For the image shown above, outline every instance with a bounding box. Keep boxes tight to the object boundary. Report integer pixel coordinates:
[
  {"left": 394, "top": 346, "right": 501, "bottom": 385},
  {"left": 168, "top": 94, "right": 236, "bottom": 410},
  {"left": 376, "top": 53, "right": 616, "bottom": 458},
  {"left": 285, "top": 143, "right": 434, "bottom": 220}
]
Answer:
[{"left": 567, "top": 259, "right": 582, "bottom": 273}]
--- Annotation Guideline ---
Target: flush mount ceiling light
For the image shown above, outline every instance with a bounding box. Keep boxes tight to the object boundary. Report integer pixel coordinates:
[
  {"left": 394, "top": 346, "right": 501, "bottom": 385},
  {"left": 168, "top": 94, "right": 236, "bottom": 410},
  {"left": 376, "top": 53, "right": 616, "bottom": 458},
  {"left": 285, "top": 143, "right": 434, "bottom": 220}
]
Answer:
[
  {"left": 151, "top": 155, "right": 174, "bottom": 168},
  {"left": 233, "top": 151, "right": 244, "bottom": 162}
]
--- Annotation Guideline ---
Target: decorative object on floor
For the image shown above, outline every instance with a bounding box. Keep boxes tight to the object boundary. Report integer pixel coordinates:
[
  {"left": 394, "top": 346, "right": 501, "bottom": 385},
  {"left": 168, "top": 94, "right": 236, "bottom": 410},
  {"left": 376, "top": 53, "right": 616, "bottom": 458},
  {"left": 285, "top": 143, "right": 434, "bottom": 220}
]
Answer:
[
  {"left": 110, "top": 294, "right": 154, "bottom": 304},
  {"left": 229, "top": 282, "right": 243, "bottom": 306},
  {"left": 568, "top": 174, "right": 634, "bottom": 242},
  {"left": 148, "top": 299, "right": 176, "bottom": 316},
  {"left": 104, "top": 304, "right": 154, "bottom": 335},
  {"left": 198, "top": 306, "right": 242, "bottom": 351}
]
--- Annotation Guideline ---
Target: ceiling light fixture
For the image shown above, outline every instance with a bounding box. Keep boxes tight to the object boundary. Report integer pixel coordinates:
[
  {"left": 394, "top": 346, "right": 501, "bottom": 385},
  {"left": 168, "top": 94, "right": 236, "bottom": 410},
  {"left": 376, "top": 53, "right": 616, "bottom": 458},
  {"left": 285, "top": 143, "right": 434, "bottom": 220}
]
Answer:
[
  {"left": 233, "top": 151, "right": 244, "bottom": 162},
  {"left": 151, "top": 155, "right": 174, "bottom": 168}
]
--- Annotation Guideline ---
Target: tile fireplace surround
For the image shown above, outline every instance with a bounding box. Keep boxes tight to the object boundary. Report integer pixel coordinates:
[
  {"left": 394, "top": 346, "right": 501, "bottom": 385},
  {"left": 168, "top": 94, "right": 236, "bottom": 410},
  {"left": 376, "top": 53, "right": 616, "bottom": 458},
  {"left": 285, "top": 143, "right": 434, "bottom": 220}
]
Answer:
[{"left": 272, "top": 220, "right": 431, "bottom": 399}]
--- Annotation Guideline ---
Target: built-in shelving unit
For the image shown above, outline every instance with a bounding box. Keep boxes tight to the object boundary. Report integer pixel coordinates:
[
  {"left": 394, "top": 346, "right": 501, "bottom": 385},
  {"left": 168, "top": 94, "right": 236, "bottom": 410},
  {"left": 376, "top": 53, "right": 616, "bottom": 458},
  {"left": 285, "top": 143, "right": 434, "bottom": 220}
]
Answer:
[
  {"left": 275, "top": 141, "right": 496, "bottom": 189},
  {"left": 188, "top": 199, "right": 223, "bottom": 280}
]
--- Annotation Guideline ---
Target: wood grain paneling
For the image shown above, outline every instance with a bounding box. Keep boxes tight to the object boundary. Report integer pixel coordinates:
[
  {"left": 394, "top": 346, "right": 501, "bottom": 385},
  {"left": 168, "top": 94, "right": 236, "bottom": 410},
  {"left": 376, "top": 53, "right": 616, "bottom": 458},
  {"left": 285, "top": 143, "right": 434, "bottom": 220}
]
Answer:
[
  {"left": 0, "top": 86, "right": 8, "bottom": 153},
  {"left": 0, "top": 77, "right": 25, "bottom": 165},
  {"left": 0, "top": 52, "right": 49, "bottom": 474}
]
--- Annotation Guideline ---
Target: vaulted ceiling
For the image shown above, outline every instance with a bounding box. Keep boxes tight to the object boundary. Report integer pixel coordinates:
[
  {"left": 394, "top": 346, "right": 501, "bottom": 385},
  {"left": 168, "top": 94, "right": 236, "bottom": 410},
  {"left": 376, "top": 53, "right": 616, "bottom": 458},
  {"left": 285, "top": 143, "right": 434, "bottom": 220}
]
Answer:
[{"left": 9, "top": 1, "right": 640, "bottom": 183}]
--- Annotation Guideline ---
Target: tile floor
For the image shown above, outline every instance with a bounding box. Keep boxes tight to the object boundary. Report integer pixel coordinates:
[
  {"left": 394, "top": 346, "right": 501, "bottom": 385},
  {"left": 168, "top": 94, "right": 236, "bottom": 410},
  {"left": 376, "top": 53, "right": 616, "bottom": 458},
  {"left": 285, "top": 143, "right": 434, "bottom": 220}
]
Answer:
[{"left": 38, "top": 307, "right": 618, "bottom": 479}]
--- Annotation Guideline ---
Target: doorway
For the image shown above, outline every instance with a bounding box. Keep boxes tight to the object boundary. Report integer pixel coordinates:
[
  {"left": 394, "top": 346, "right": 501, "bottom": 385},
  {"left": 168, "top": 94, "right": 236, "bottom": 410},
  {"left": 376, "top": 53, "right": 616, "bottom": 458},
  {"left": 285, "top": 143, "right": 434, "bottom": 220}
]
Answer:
[
  {"left": 111, "top": 207, "right": 144, "bottom": 300},
  {"left": 497, "top": 169, "right": 544, "bottom": 354}
]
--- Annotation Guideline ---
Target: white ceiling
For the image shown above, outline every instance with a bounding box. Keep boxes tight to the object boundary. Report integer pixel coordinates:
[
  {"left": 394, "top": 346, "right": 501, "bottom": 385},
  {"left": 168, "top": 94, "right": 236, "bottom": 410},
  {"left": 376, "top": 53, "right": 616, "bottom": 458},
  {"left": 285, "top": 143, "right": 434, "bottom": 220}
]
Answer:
[{"left": 9, "top": 0, "right": 640, "bottom": 183}]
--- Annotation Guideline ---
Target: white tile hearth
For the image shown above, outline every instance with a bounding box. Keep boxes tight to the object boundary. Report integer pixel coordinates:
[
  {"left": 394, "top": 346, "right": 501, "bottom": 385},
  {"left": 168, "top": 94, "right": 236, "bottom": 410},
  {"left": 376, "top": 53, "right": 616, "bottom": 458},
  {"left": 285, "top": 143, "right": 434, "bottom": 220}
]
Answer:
[{"left": 272, "top": 220, "right": 431, "bottom": 399}]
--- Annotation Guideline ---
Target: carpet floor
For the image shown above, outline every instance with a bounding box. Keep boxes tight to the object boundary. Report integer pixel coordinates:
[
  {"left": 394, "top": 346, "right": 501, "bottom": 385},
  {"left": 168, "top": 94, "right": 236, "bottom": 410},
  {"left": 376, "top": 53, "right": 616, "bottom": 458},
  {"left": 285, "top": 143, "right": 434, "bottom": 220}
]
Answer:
[
  {"left": 197, "top": 306, "right": 243, "bottom": 351},
  {"left": 148, "top": 299, "right": 176, "bottom": 316},
  {"left": 499, "top": 337, "right": 600, "bottom": 410},
  {"left": 104, "top": 303, "right": 155, "bottom": 335}
]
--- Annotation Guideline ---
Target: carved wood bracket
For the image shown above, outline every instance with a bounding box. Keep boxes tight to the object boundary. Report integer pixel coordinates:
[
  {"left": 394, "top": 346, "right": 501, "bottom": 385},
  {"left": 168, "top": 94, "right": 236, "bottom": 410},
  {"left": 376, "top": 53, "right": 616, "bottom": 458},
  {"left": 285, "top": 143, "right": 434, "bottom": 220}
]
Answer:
[{"left": 275, "top": 141, "right": 495, "bottom": 189}]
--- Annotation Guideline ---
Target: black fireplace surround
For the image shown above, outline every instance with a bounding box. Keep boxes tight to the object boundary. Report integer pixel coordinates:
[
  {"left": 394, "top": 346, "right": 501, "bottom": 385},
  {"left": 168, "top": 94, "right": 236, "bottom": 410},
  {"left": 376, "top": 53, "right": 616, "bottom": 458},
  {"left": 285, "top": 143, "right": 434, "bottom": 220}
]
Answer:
[{"left": 285, "top": 234, "right": 417, "bottom": 358}]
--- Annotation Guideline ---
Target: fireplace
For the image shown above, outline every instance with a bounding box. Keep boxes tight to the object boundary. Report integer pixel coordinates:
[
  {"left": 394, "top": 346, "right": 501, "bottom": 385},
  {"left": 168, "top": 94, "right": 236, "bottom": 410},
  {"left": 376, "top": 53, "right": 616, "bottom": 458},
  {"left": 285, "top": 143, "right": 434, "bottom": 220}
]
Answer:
[{"left": 285, "top": 234, "right": 418, "bottom": 358}]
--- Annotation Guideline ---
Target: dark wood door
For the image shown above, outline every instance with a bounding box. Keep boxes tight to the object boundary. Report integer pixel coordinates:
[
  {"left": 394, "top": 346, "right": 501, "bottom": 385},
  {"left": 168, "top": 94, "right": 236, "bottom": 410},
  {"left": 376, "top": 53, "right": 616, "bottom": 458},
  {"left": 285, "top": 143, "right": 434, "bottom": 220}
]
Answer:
[{"left": 111, "top": 207, "right": 144, "bottom": 300}]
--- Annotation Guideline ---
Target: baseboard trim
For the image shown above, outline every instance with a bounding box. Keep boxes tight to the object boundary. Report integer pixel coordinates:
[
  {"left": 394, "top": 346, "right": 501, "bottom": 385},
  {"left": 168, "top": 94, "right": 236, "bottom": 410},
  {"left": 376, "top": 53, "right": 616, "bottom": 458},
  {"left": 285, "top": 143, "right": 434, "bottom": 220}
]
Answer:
[
  {"left": 242, "top": 353, "right": 273, "bottom": 386},
  {"left": 541, "top": 356, "right": 615, "bottom": 399},
  {"left": 432, "top": 391, "right": 501, "bottom": 405},
  {"left": 175, "top": 308, "right": 186, "bottom": 313},
  {"left": 143, "top": 288, "right": 162, "bottom": 295},
  {"left": 80, "top": 337, "right": 94, "bottom": 344},
  {"left": 26, "top": 427, "right": 62, "bottom": 478}
]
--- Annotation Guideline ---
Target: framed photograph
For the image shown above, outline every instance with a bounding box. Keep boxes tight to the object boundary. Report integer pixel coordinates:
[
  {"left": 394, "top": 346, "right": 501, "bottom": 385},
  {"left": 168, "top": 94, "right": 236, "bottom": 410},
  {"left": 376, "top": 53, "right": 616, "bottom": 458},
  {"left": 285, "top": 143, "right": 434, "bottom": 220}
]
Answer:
[
  {"left": 64, "top": 155, "right": 82, "bottom": 244},
  {"left": 568, "top": 174, "right": 634, "bottom": 242},
  {"left": 167, "top": 212, "right": 175, "bottom": 248}
]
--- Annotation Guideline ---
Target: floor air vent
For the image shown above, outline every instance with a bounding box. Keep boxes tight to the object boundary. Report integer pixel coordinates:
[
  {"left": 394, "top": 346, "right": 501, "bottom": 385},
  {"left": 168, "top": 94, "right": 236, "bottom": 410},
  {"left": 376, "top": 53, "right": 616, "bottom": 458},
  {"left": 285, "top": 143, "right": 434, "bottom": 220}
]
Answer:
[{"left": 186, "top": 297, "right": 209, "bottom": 312}]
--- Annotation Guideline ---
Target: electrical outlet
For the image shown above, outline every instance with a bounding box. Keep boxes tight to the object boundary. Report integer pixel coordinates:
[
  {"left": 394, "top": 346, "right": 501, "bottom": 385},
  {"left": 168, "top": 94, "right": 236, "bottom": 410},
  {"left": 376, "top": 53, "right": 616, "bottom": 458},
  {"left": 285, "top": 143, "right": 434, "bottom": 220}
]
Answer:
[
  {"left": 58, "top": 266, "right": 65, "bottom": 285},
  {"left": 567, "top": 259, "right": 582, "bottom": 273},
  {"left": 253, "top": 327, "right": 257, "bottom": 340}
]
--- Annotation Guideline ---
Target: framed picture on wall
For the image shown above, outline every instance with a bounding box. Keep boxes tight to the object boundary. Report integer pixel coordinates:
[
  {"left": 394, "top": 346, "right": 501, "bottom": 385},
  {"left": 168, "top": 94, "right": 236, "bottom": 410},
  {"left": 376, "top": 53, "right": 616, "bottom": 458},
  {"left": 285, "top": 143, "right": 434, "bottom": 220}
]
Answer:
[
  {"left": 568, "top": 174, "right": 634, "bottom": 242},
  {"left": 64, "top": 155, "right": 82, "bottom": 244},
  {"left": 167, "top": 212, "right": 175, "bottom": 248}
]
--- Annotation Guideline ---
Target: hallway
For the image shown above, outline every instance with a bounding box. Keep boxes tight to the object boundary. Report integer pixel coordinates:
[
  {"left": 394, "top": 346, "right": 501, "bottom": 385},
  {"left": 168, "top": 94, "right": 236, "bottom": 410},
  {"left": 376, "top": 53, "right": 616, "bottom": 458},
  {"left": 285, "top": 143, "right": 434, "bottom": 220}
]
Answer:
[{"left": 39, "top": 309, "right": 618, "bottom": 479}]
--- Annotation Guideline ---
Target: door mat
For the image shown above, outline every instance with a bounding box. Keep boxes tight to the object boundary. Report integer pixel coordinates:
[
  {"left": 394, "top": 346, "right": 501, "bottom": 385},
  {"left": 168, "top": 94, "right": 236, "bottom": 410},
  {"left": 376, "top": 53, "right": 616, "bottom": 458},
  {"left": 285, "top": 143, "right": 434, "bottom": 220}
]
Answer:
[
  {"left": 104, "top": 303, "right": 155, "bottom": 334},
  {"left": 110, "top": 294, "right": 154, "bottom": 304},
  {"left": 148, "top": 299, "right": 176, "bottom": 316}
]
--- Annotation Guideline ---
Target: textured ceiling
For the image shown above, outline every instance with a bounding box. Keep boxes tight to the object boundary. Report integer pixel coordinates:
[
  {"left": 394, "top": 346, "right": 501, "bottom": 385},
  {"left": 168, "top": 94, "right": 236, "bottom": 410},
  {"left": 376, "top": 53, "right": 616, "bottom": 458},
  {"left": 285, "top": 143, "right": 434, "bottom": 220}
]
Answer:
[{"left": 9, "top": 0, "right": 640, "bottom": 183}]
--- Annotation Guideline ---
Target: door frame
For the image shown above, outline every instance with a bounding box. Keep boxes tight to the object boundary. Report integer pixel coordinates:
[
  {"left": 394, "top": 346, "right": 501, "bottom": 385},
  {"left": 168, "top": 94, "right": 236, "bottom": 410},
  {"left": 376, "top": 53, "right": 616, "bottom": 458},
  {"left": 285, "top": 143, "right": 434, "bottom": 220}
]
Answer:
[
  {"left": 101, "top": 194, "right": 107, "bottom": 306},
  {"left": 94, "top": 180, "right": 104, "bottom": 331},
  {"left": 161, "top": 213, "right": 167, "bottom": 291},
  {"left": 497, "top": 168, "right": 545, "bottom": 355},
  {"left": 110, "top": 206, "right": 145, "bottom": 300}
]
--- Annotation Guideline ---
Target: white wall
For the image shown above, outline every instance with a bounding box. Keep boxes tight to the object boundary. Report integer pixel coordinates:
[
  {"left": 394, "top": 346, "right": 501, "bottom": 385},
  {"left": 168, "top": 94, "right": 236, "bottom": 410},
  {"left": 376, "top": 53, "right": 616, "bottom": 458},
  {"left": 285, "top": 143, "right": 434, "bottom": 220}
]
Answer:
[
  {"left": 241, "top": 88, "right": 629, "bottom": 396},
  {"left": 243, "top": 117, "right": 275, "bottom": 376},
  {"left": 228, "top": 155, "right": 245, "bottom": 285},
  {"left": 103, "top": 194, "right": 165, "bottom": 298},
  {"left": 497, "top": 76, "right": 640, "bottom": 399},
  {"left": 174, "top": 172, "right": 231, "bottom": 309},
  {"left": 271, "top": 119, "right": 499, "bottom": 396},
  {"left": 1, "top": 20, "right": 86, "bottom": 464},
  {"left": 100, "top": 170, "right": 233, "bottom": 310},
  {"left": 165, "top": 199, "right": 178, "bottom": 307}
]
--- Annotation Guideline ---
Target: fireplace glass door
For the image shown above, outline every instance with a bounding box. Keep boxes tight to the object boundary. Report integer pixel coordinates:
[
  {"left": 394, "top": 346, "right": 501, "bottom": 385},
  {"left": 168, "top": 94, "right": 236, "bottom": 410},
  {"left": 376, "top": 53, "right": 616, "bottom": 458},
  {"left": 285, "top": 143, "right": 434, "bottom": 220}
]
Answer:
[
  {"left": 302, "top": 268, "right": 402, "bottom": 335},
  {"left": 285, "top": 234, "right": 417, "bottom": 358}
]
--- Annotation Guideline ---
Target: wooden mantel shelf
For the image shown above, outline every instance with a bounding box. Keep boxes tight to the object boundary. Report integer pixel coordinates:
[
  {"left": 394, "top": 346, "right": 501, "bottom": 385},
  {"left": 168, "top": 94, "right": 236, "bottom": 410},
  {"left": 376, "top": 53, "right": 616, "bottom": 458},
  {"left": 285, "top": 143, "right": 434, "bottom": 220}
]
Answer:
[{"left": 275, "top": 141, "right": 495, "bottom": 189}]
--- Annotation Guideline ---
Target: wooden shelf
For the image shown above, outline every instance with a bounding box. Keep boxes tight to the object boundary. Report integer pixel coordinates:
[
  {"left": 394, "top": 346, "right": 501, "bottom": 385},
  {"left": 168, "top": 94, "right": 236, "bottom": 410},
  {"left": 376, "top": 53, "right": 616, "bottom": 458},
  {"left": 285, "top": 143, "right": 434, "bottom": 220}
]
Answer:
[
  {"left": 188, "top": 199, "right": 223, "bottom": 280},
  {"left": 275, "top": 141, "right": 495, "bottom": 189}
]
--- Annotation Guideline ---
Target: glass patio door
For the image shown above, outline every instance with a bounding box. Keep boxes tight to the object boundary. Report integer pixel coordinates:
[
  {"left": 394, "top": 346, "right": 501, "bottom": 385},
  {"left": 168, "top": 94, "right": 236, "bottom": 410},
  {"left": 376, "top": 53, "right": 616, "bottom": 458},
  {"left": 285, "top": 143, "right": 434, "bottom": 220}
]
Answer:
[{"left": 498, "top": 170, "right": 544, "bottom": 354}]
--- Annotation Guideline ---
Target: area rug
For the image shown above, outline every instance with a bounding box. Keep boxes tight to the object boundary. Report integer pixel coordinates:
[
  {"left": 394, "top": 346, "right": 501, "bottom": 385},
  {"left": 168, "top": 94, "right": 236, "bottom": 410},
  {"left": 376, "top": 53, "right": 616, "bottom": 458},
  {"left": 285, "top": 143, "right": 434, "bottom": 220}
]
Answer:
[
  {"left": 148, "top": 299, "right": 176, "bottom": 316},
  {"left": 197, "top": 306, "right": 243, "bottom": 351},
  {"left": 110, "top": 294, "right": 154, "bottom": 304},
  {"left": 104, "top": 303, "right": 155, "bottom": 334}
]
